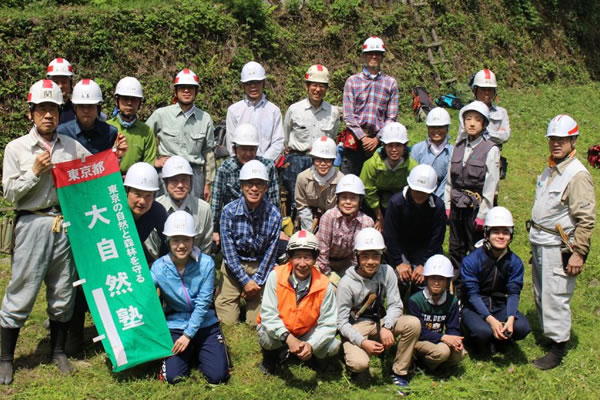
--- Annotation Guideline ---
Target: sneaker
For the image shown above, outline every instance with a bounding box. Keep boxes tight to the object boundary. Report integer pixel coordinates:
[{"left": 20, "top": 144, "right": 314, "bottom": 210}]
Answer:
[{"left": 391, "top": 373, "right": 409, "bottom": 387}]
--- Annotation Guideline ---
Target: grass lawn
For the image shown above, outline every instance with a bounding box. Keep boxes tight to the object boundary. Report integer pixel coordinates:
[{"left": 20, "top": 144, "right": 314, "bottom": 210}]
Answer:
[{"left": 1, "top": 83, "right": 600, "bottom": 399}]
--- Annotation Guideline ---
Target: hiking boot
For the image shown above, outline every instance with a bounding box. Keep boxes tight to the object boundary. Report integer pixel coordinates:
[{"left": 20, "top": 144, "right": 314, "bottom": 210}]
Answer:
[
  {"left": 52, "top": 353, "right": 74, "bottom": 375},
  {"left": 0, "top": 361, "right": 14, "bottom": 385},
  {"left": 532, "top": 341, "right": 566, "bottom": 370},
  {"left": 391, "top": 373, "right": 410, "bottom": 387}
]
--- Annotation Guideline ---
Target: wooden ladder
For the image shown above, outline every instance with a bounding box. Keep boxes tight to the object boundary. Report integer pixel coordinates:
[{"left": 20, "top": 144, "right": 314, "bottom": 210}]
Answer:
[{"left": 407, "top": 0, "right": 457, "bottom": 87}]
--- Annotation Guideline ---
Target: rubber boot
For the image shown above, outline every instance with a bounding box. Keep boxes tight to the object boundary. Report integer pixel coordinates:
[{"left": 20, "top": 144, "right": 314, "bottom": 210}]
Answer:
[
  {"left": 532, "top": 341, "right": 566, "bottom": 370},
  {"left": 66, "top": 292, "right": 86, "bottom": 355},
  {"left": 0, "top": 327, "right": 20, "bottom": 385},
  {"left": 50, "top": 320, "right": 74, "bottom": 375},
  {"left": 258, "top": 348, "right": 279, "bottom": 375}
]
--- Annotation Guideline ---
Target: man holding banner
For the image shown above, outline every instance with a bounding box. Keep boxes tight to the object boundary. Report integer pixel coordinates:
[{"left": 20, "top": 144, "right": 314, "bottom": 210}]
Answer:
[{"left": 0, "top": 80, "right": 91, "bottom": 384}]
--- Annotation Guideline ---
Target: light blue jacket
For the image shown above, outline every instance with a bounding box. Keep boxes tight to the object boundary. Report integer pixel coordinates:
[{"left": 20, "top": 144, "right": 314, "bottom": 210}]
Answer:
[
  {"left": 411, "top": 139, "right": 453, "bottom": 200},
  {"left": 151, "top": 248, "right": 218, "bottom": 337}
]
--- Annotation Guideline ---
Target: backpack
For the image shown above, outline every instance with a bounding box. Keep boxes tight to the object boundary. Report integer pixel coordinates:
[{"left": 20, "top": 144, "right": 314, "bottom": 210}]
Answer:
[
  {"left": 411, "top": 87, "right": 436, "bottom": 122},
  {"left": 436, "top": 93, "right": 464, "bottom": 110},
  {"left": 587, "top": 144, "right": 600, "bottom": 168},
  {"left": 213, "top": 122, "right": 229, "bottom": 159}
]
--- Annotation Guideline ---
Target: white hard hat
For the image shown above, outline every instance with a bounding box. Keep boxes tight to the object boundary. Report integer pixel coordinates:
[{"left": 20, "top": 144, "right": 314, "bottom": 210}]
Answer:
[
  {"left": 310, "top": 136, "right": 337, "bottom": 159},
  {"left": 47, "top": 58, "right": 73, "bottom": 77},
  {"left": 546, "top": 114, "right": 579, "bottom": 138},
  {"left": 27, "top": 79, "right": 64, "bottom": 105},
  {"left": 115, "top": 76, "right": 144, "bottom": 98},
  {"left": 407, "top": 164, "right": 438, "bottom": 194},
  {"left": 240, "top": 61, "right": 266, "bottom": 83},
  {"left": 459, "top": 100, "right": 489, "bottom": 124},
  {"left": 124, "top": 162, "right": 159, "bottom": 191},
  {"left": 287, "top": 230, "right": 319, "bottom": 254},
  {"left": 305, "top": 64, "right": 329, "bottom": 84},
  {"left": 484, "top": 206, "right": 514, "bottom": 232},
  {"left": 163, "top": 211, "right": 197, "bottom": 238},
  {"left": 174, "top": 68, "right": 200, "bottom": 87},
  {"left": 72, "top": 79, "right": 103, "bottom": 105},
  {"left": 162, "top": 156, "right": 193, "bottom": 179},
  {"left": 239, "top": 159, "right": 269, "bottom": 182},
  {"left": 423, "top": 254, "right": 454, "bottom": 278},
  {"left": 426, "top": 107, "right": 451, "bottom": 127},
  {"left": 380, "top": 122, "right": 409, "bottom": 144},
  {"left": 232, "top": 123, "right": 260, "bottom": 147},
  {"left": 362, "top": 36, "right": 386, "bottom": 53},
  {"left": 471, "top": 69, "right": 497, "bottom": 89},
  {"left": 354, "top": 227, "right": 386, "bottom": 252},
  {"left": 336, "top": 174, "right": 365, "bottom": 196}
]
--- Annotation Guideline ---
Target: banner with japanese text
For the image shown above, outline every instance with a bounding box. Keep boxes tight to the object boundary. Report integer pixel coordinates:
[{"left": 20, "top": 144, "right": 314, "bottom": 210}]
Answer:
[{"left": 52, "top": 149, "right": 172, "bottom": 372}]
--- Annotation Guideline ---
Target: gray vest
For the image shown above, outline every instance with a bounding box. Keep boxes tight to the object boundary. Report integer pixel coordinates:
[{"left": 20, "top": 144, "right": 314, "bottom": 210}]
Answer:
[{"left": 450, "top": 138, "right": 496, "bottom": 208}]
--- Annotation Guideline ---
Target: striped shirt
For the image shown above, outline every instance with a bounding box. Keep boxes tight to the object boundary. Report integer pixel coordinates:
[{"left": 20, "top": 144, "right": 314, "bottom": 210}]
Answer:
[
  {"left": 343, "top": 69, "right": 398, "bottom": 140},
  {"left": 220, "top": 197, "right": 281, "bottom": 287}
]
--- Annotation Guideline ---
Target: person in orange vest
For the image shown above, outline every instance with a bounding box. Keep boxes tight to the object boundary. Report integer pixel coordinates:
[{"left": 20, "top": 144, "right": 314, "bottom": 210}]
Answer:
[{"left": 256, "top": 230, "right": 340, "bottom": 374}]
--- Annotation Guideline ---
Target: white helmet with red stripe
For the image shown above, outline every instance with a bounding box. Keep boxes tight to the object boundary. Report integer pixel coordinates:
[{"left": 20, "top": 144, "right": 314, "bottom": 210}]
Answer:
[
  {"left": 362, "top": 36, "right": 386, "bottom": 53},
  {"left": 546, "top": 114, "right": 579, "bottom": 137},
  {"left": 471, "top": 69, "right": 497, "bottom": 89},
  {"left": 305, "top": 64, "right": 329, "bottom": 84},
  {"left": 174, "top": 68, "right": 200, "bottom": 87},
  {"left": 47, "top": 58, "right": 73, "bottom": 77},
  {"left": 72, "top": 79, "right": 103, "bottom": 104},
  {"left": 27, "top": 79, "right": 64, "bottom": 105},
  {"left": 287, "top": 230, "right": 319, "bottom": 254},
  {"left": 310, "top": 136, "right": 337, "bottom": 159}
]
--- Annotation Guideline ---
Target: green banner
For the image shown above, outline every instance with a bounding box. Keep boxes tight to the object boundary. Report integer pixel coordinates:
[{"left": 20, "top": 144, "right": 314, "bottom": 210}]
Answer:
[{"left": 52, "top": 149, "right": 172, "bottom": 372}]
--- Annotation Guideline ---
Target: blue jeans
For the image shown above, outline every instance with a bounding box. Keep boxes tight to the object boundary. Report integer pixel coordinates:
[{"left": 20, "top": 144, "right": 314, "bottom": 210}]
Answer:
[
  {"left": 462, "top": 304, "right": 531, "bottom": 346},
  {"left": 279, "top": 153, "right": 312, "bottom": 212}
]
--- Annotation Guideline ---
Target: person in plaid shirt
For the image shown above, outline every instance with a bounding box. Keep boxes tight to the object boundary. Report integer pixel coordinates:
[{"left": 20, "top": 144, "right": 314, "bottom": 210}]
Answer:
[
  {"left": 215, "top": 160, "right": 282, "bottom": 325},
  {"left": 341, "top": 36, "right": 399, "bottom": 176}
]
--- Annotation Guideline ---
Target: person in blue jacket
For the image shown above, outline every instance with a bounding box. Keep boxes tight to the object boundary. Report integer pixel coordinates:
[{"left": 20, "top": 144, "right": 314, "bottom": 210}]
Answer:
[
  {"left": 152, "top": 211, "right": 230, "bottom": 384},
  {"left": 460, "top": 207, "right": 531, "bottom": 354}
]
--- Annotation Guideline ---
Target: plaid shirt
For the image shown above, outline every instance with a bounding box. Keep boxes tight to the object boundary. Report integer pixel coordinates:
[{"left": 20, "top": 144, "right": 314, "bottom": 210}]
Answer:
[
  {"left": 316, "top": 207, "right": 374, "bottom": 274},
  {"left": 343, "top": 69, "right": 398, "bottom": 140},
  {"left": 210, "top": 156, "right": 280, "bottom": 231},
  {"left": 220, "top": 197, "right": 281, "bottom": 287}
]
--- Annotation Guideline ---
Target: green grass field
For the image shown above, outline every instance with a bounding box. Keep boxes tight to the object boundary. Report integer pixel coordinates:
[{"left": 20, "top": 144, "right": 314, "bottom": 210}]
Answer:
[{"left": 1, "top": 83, "right": 599, "bottom": 399}]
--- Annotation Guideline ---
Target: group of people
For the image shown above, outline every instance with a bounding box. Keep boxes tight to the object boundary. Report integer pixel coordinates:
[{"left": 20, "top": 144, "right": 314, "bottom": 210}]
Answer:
[{"left": 0, "top": 34, "right": 595, "bottom": 390}]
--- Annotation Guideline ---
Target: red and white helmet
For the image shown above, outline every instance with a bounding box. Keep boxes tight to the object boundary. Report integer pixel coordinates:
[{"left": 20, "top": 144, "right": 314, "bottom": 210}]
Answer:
[
  {"left": 362, "top": 36, "right": 385, "bottom": 53},
  {"left": 310, "top": 136, "right": 337, "bottom": 159},
  {"left": 72, "top": 79, "right": 103, "bottom": 105},
  {"left": 546, "top": 114, "right": 579, "bottom": 138},
  {"left": 305, "top": 64, "right": 329, "bottom": 84},
  {"left": 471, "top": 69, "right": 497, "bottom": 89},
  {"left": 174, "top": 69, "right": 200, "bottom": 87},
  {"left": 27, "top": 79, "right": 64, "bottom": 105},
  {"left": 47, "top": 58, "right": 73, "bottom": 77}
]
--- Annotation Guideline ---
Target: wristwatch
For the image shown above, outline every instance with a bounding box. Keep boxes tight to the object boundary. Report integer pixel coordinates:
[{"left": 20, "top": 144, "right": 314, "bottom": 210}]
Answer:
[
  {"left": 280, "top": 331, "right": 290, "bottom": 342},
  {"left": 382, "top": 321, "right": 392, "bottom": 330}
]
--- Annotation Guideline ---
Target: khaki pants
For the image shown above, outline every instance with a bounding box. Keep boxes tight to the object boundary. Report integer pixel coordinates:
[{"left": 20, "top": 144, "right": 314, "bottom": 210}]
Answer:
[
  {"left": 215, "top": 260, "right": 262, "bottom": 326},
  {"left": 414, "top": 341, "right": 467, "bottom": 371},
  {"left": 343, "top": 316, "right": 420, "bottom": 376}
]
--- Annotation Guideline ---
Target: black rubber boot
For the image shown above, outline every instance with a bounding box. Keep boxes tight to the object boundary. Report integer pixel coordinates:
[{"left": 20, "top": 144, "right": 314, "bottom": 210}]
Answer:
[
  {"left": 258, "top": 349, "right": 279, "bottom": 375},
  {"left": 50, "top": 320, "right": 74, "bottom": 375},
  {"left": 0, "top": 327, "right": 20, "bottom": 385},
  {"left": 532, "top": 341, "right": 566, "bottom": 370},
  {"left": 65, "top": 296, "right": 86, "bottom": 355}
]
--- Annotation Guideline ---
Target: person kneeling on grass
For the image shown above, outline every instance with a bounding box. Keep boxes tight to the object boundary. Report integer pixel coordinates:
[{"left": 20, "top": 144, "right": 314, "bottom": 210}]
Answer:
[
  {"left": 257, "top": 230, "right": 340, "bottom": 374},
  {"left": 152, "top": 211, "right": 230, "bottom": 384},
  {"left": 408, "top": 255, "right": 466, "bottom": 371},
  {"left": 337, "top": 228, "right": 420, "bottom": 389},
  {"left": 460, "top": 207, "right": 531, "bottom": 355}
]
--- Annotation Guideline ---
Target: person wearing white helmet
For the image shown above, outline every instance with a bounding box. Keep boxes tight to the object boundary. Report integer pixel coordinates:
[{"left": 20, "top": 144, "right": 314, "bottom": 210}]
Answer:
[
  {"left": 360, "top": 122, "right": 417, "bottom": 231},
  {"left": 295, "top": 136, "right": 345, "bottom": 231},
  {"left": 341, "top": 36, "right": 399, "bottom": 176},
  {"left": 46, "top": 57, "right": 76, "bottom": 123},
  {"left": 457, "top": 69, "right": 510, "bottom": 145},
  {"left": 337, "top": 227, "right": 420, "bottom": 389},
  {"left": 216, "top": 160, "right": 282, "bottom": 326},
  {"left": 411, "top": 107, "right": 453, "bottom": 201},
  {"left": 316, "top": 174, "right": 374, "bottom": 279},
  {"left": 461, "top": 206, "right": 531, "bottom": 356},
  {"left": 151, "top": 211, "right": 230, "bottom": 384},
  {"left": 383, "top": 164, "right": 446, "bottom": 294},
  {"left": 528, "top": 115, "right": 595, "bottom": 370},
  {"left": 408, "top": 254, "right": 466, "bottom": 371},
  {"left": 445, "top": 100, "right": 500, "bottom": 271},
  {"left": 107, "top": 76, "right": 157, "bottom": 173},
  {"left": 149, "top": 156, "right": 213, "bottom": 255},
  {"left": 57, "top": 79, "right": 128, "bottom": 157},
  {"left": 1, "top": 80, "right": 92, "bottom": 384},
  {"left": 281, "top": 64, "right": 340, "bottom": 208},
  {"left": 146, "top": 68, "right": 216, "bottom": 201},
  {"left": 257, "top": 230, "right": 340, "bottom": 374},
  {"left": 210, "top": 123, "right": 280, "bottom": 247},
  {"left": 225, "top": 61, "right": 284, "bottom": 161}
]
